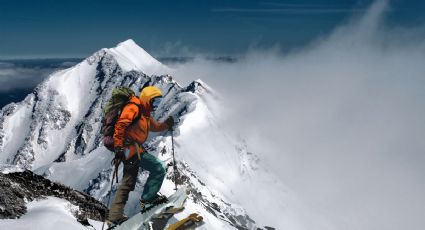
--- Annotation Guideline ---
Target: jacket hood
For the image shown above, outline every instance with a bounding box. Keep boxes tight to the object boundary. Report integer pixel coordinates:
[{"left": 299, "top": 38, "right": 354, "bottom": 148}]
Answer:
[{"left": 139, "top": 86, "right": 163, "bottom": 113}]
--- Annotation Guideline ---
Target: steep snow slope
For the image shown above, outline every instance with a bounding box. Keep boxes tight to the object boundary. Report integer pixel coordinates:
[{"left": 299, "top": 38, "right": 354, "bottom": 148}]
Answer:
[{"left": 0, "top": 39, "right": 274, "bottom": 229}]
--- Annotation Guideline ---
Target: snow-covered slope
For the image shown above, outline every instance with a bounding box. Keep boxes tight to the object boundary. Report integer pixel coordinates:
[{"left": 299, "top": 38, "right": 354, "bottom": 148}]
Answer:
[
  {"left": 107, "top": 39, "right": 170, "bottom": 75},
  {"left": 0, "top": 197, "right": 103, "bottom": 230},
  {"left": 0, "top": 39, "right": 276, "bottom": 229}
]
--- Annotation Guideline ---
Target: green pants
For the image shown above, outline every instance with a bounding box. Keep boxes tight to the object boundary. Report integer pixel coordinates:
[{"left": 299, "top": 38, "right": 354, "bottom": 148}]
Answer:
[{"left": 108, "top": 153, "right": 166, "bottom": 221}]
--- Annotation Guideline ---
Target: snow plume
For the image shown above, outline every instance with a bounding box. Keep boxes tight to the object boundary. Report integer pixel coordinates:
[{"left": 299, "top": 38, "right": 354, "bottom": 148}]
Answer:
[{"left": 172, "top": 1, "right": 425, "bottom": 229}]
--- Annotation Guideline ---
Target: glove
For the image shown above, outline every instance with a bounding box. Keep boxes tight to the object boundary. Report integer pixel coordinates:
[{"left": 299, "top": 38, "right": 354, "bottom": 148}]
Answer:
[
  {"left": 165, "top": 116, "right": 174, "bottom": 131},
  {"left": 112, "top": 147, "right": 125, "bottom": 165}
]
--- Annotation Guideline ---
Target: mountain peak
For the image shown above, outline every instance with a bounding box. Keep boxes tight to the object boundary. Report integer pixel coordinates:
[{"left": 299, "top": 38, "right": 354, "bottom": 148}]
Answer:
[
  {"left": 116, "top": 38, "right": 138, "bottom": 47},
  {"left": 106, "top": 39, "right": 170, "bottom": 76}
]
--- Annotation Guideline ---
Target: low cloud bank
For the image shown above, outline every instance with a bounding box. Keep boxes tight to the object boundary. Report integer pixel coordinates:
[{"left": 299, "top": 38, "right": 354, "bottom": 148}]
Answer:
[
  {"left": 0, "top": 62, "right": 51, "bottom": 92},
  {"left": 172, "top": 0, "right": 425, "bottom": 229},
  {"left": 0, "top": 60, "right": 78, "bottom": 108},
  {"left": 0, "top": 60, "right": 77, "bottom": 93}
]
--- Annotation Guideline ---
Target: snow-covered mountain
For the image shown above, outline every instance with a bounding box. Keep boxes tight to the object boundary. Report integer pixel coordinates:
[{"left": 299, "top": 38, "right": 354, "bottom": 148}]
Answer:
[{"left": 0, "top": 39, "right": 278, "bottom": 229}]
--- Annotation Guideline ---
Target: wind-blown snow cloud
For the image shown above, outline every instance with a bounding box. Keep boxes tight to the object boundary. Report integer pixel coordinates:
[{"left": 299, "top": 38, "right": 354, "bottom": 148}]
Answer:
[{"left": 173, "top": 0, "right": 425, "bottom": 229}]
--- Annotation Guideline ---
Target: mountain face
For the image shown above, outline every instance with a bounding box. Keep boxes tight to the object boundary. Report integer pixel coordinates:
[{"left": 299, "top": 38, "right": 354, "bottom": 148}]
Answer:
[{"left": 0, "top": 39, "right": 274, "bottom": 229}]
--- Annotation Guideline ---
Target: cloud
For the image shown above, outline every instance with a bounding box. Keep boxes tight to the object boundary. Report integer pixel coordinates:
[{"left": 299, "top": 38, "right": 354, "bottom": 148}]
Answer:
[
  {"left": 0, "top": 61, "right": 74, "bottom": 93},
  {"left": 173, "top": 0, "right": 425, "bottom": 229}
]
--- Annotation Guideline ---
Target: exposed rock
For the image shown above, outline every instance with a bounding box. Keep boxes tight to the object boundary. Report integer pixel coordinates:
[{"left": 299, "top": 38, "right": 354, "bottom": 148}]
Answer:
[{"left": 0, "top": 170, "right": 107, "bottom": 221}]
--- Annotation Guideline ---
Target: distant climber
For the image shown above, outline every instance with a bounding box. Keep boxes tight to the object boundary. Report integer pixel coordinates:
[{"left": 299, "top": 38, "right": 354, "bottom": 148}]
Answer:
[{"left": 105, "top": 86, "right": 174, "bottom": 226}]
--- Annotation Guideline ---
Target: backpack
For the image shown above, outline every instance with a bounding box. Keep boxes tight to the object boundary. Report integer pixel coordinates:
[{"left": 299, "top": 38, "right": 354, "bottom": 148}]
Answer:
[{"left": 101, "top": 87, "right": 142, "bottom": 151}]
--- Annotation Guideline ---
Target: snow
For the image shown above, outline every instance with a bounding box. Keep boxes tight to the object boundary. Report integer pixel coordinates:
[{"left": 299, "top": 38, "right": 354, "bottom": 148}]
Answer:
[
  {"left": 159, "top": 177, "right": 231, "bottom": 229},
  {"left": 167, "top": 86, "right": 311, "bottom": 229},
  {"left": 0, "top": 98, "right": 33, "bottom": 164},
  {"left": 177, "top": 96, "right": 241, "bottom": 195},
  {"left": 45, "top": 147, "right": 113, "bottom": 190},
  {"left": 0, "top": 197, "right": 102, "bottom": 230},
  {"left": 107, "top": 39, "right": 170, "bottom": 76},
  {"left": 47, "top": 60, "right": 97, "bottom": 119},
  {"left": 170, "top": 199, "right": 229, "bottom": 230},
  {"left": 0, "top": 164, "right": 25, "bottom": 174}
]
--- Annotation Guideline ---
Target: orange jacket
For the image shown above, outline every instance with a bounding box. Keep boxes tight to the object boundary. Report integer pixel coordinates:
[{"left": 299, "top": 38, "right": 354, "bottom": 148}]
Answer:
[{"left": 113, "top": 88, "right": 168, "bottom": 159}]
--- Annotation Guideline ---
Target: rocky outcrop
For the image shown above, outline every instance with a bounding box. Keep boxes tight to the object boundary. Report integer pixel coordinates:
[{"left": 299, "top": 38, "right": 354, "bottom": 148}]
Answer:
[{"left": 0, "top": 170, "right": 107, "bottom": 222}]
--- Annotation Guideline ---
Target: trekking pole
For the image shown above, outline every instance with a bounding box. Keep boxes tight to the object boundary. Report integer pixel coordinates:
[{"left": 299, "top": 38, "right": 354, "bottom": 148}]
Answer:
[
  {"left": 102, "top": 163, "right": 118, "bottom": 230},
  {"left": 171, "top": 129, "right": 178, "bottom": 191}
]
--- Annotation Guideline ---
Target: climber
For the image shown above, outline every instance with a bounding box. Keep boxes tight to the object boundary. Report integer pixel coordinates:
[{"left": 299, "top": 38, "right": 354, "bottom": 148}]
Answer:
[{"left": 106, "top": 86, "right": 174, "bottom": 226}]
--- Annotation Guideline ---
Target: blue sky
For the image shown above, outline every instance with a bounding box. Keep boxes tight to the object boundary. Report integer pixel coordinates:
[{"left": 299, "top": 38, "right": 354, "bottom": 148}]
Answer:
[{"left": 0, "top": 0, "right": 424, "bottom": 58}]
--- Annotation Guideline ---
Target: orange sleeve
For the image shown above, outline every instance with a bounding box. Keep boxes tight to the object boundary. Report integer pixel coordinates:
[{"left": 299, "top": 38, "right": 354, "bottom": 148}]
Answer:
[
  {"left": 113, "top": 104, "right": 139, "bottom": 148},
  {"left": 150, "top": 117, "right": 169, "bottom": 132}
]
